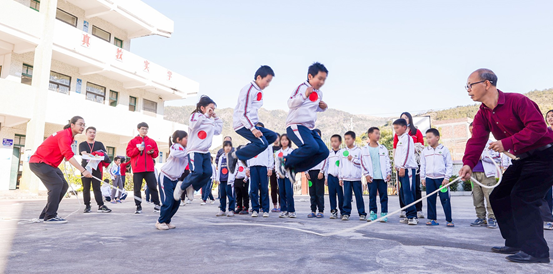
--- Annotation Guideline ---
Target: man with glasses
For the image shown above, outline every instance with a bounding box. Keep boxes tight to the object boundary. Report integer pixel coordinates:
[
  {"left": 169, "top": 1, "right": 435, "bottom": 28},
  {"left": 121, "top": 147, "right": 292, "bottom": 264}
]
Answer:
[{"left": 459, "top": 68, "right": 553, "bottom": 263}]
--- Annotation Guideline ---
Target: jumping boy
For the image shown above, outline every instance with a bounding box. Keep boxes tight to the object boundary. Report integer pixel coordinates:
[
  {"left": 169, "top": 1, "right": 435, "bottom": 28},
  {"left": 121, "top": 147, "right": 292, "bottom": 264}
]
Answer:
[
  {"left": 324, "top": 134, "right": 344, "bottom": 219},
  {"left": 232, "top": 66, "right": 278, "bottom": 172},
  {"left": 280, "top": 62, "right": 330, "bottom": 182},
  {"left": 339, "top": 131, "right": 366, "bottom": 221},
  {"left": 420, "top": 128, "right": 454, "bottom": 227},
  {"left": 361, "top": 127, "right": 391, "bottom": 222},
  {"left": 393, "top": 119, "right": 419, "bottom": 225}
]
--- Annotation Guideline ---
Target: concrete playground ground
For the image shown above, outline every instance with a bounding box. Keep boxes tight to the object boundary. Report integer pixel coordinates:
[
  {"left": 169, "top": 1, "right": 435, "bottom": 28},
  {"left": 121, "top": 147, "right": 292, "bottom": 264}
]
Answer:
[{"left": 0, "top": 194, "right": 551, "bottom": 274}]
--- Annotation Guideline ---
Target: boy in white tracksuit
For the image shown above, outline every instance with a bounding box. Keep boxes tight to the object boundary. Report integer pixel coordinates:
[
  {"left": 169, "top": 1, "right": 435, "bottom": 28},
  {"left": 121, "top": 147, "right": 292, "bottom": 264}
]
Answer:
[
  {"left": 281, "top": 63, "right": 330, "bottom": 182},
  {"left": 469, "top": 123, "right": 500, "bottom": 228},
  {"left": 393, "top": 119, "right": 419, "bottom": 225},
  {"left": 247, "top": 135, "right": 275, "bottom": 217},
  {"left": 324, "top": 134, "right": 345, "bottom": 219},
  {"left": 339, "top": 131, "right": 366, "bottom": 221},
  {"left": 216, "top": 141, "right": 236, "bottom": 217},
  {"left": 275, "top": 144, "right": 295, "bottom": 217},
  {"left": 232, "top": 66, "right": 278, "bottom": 170},
  {"left": 420, "top": 128, "right": 453, "bottom": 226},
  {"left": 360, "top": 127, "right": 392, "bottom": 222}
]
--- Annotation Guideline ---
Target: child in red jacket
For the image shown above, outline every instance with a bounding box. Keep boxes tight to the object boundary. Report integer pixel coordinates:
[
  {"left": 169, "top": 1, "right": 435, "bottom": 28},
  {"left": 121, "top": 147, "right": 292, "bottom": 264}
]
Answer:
[{"left": 126, "top": 122, "right": 160, "bottom": 214}]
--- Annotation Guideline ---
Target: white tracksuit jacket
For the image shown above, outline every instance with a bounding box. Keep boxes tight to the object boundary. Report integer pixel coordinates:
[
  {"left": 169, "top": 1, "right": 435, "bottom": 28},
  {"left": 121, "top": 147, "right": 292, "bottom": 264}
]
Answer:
[
  {"left": 338, "top": 145, "right": 363, "bottom": 182},
  {"left": 160, "top": 143, "right": 189, "bottom": 181},
  {"left": 233, "top": 81, "right": 263, "bottom": 131},
  {"left": 285, "top": 81, "right": 326, "bottom": 129},
  {"left": 394, "top": 132, "right": 418, "bottom": 170},
  {"left": 324, "top": 149, "right": 341, "bottom": 178},
  {"left": 186, "top": 112, "right": 223, "bottom": 154},
  {"left": 360, "top": 144, "right": 391, "bottom": 180},
  {"left": 420, "top": 144, "right": 453, "bottom": 180}
]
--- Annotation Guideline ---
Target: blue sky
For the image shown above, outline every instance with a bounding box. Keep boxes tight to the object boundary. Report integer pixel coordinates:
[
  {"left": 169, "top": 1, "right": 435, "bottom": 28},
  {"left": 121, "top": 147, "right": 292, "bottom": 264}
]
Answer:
[{"left": 134, "top": 0, "right": 553, "bottom": 116}]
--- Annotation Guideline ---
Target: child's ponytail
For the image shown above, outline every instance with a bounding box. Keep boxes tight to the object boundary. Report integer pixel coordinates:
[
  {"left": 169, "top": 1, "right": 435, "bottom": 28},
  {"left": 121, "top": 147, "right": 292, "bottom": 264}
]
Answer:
[{"left": 191, "top": 95, "right": 217, "bottom": 114}]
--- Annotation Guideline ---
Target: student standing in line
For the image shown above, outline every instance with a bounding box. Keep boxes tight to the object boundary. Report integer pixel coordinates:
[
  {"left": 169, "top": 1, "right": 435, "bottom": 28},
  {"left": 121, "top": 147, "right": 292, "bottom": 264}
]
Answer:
[
  {"left": 270, "top": 134, "right": 281, "bottom": 213},
  {"left": 361, "top": 127, "right": 391, "bottom": 222},
  {"left": 275, "top": 134, "right": 296, "bottom": 218},
  {"left": 246, "top": 122, "right": 275, "bottom": 217},
  {"left": 420, "top": 128, "right": 454, "bottom": 227},
  {"left": 393, "top": 119, "right": 419, "bottom": 225},
  {"left": 339, "top": 131, "right": 366, "bottom": 221},
  {"left": 324, "top": 134, "right": 344, "bottom": 219},
  {"left": 306, "top": 129, "right": 326, "bottom": 219},
  {"left": 79, "top": 126, "right": 112, "bottom": 213},
  {"left": 216, "top": 141, "right": 236, "bottom": 217},
  {"left": 29, "top": 116, "right": 93, "bottom": 224},
  {"left": 109, "top": 157, "right": 124, "bottom": 203}
]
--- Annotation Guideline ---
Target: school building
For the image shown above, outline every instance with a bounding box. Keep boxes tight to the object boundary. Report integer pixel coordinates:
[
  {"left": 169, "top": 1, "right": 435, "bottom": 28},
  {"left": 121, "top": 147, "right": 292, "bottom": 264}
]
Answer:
[{"left": 0, "top": 0, "right": 200, "bottom": 193}]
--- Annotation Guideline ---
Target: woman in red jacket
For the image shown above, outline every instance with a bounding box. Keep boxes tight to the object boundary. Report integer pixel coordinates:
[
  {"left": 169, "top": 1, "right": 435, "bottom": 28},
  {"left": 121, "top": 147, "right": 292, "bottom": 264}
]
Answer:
[
  {"left": 393, "top": 112, "right": 425, "bottom": 219},
  {"left": 29, "top": 116, "right": 93, "bottom": 224},
  {"left": 126, "top": 122, "right": 160, "bottom": 214}
]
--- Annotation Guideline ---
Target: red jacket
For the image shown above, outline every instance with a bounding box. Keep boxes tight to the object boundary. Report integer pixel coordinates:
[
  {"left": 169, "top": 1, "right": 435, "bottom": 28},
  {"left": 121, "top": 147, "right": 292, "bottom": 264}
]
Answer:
[
  {"left": 120, "top": 160, "right": 131, "bottom": 176},
  {"left": 30, "top": 128, "right": 75, "bottom": 167},
  {"left": 393, "top": 129, "right": 424, "bottom": 149},
  {"left": 126, "top": 135, "right": 159, "bottom": 173}
]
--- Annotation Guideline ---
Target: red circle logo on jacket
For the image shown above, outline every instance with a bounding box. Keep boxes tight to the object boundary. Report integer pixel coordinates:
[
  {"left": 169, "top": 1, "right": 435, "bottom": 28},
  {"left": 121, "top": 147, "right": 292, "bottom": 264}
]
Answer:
[
  {"left": 238, "top": 166, "right": 244, "bottom": 172},
  {"left": 309, "top": 92, "right": 318, "bottom": 102},
  {"left": 198, "top": 130, "right": 207, "bottom": 139},
  {"left": 278, "top": 152, "right": 283, "bottom": 158},
  {"left": 257, "top": 92, "right": 263, "bottom": 101},
  {"left": 222, "top": 168, "right": 228, "bottom": 175}
]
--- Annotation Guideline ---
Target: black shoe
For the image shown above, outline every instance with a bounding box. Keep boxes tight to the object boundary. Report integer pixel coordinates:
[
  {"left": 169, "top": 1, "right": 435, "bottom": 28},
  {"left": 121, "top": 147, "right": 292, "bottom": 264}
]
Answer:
[
  {"left": 506, "top": 251, "right": 550, "bottom": 263},
  {"left": 83, "top": 205, "right": 91, "bottom": 213},
  {"left": 98, "top": 205, "right": 112, "bottom": 213},
  {"left": 135, "top": 205, "right": 142, "bottom": 214},
  {"left": 491, "top": 246, "right": 521, "bottom": 255}
]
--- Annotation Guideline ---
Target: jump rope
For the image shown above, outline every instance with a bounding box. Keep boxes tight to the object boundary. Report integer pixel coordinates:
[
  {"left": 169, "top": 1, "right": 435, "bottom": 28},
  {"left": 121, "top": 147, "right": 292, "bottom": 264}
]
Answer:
[{"left": 4, "top": 151, "right": 516, "bottom": 237}]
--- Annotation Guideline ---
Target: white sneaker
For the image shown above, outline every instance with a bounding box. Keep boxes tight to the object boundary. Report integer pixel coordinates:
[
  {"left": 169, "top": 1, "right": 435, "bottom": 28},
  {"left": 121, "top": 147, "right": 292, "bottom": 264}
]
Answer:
[
  {"left": 417, "top": 211, "right": 425, "bottom": 219},
  {"left": 279, "top": 211, "right": 288, "bottom": 218},
  {"left": 408, "top": 218, "right": 418, "bottom": 225},
  {"left": 544, "top": 222, "right": 553, "bottom": 230},
  {"left": 173, "top": 181, "right": 184, "bottom": 201},
  {"left": 227, "top": 211, "right": 234, "bottom": 217},
  {"left": 251, "top": 211, "right": 259, "bottom": 217},
  {"left": 399, "top": 211, "right": 406, "bottom": 218},
  {"left": 216, "top": 210, "right": 226, "bottom": 217},
  {"left": 180, "top": 200, "right": 186, "bottom": 206},
  {"left": 288, "top": 212, "right": 297, "bottom": 218},
  {"left": 399, "top": 218, "right": 408, "bottom": 224},
  {"left": 155, "top": 222, "right": 169, "bottom": 230},
  {"left": 263, "top": 212, "right": 269, "bottom": 218},
  {"left": 200, "top": 201, "right": 206, "bottom": 205},
  {"left": 166, "top": 223, "right": 176, "bottom": 229},
  {"left": 210, "top": 200, "right": 215, "bottom": 204}
]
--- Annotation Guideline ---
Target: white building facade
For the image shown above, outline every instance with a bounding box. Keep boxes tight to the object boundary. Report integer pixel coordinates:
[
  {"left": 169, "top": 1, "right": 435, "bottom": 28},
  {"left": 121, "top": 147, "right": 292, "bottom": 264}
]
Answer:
[{"left": 0, "top": 0, "right": 199, "bottom": 193}]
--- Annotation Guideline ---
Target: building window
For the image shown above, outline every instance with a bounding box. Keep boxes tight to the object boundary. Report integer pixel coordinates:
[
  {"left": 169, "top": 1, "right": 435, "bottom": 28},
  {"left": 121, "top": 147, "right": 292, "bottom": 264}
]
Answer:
[
  {"left": 114, "top": 38, "right": 123, "bottom": 48},
  {"left": 143, "top": 99, "right": 157, "bottom": 113},
  {"left": 56, "top": 9, "right": 77, "bottom": 27},
  {"left": 129, "top": 96, "right": 137, "bottom": 112},
  {"left": 14, "top": 134, "right": 26, "bottom": 147},
  {"left": 49, "top": 71, "right": 71, "bottom": 94},
  {"left": 86, "top": 82, "right": 106, "bottom": 103},
  {"left": 92, "top": 26, "right": 111, "bottom": 42},
  {"left": 30, "top": 0, "right": 40, "bottom": 11},
  {"left": 109, "top": 90, "right": 118, "bottom": 107},
  {"left": 106, "top": 146, "right": 115, "bottom": 161},
  {"left": 21, "top": 64, "right": 33, "bottom": 85}
]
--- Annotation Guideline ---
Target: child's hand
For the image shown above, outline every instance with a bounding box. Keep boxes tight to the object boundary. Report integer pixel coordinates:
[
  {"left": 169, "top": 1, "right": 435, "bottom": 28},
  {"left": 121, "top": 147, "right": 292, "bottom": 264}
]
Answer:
[
  {"left": 348, "top": 155, "right": 353, "bottom": 161},
  {"left": 267, "top": 169, "right": 272, "bottom": 176},
  {"left": 252, "top": 129, "right": 263, "bottom": 138},
  {"left": 339, "top": 180, "right": 343, "bottom": 187},
  {"left": 147, "top": 149, "right": 154, "bottom": 154},
  {"left": 319, "top": 101, "right": 328, "bottom": 110},
  {"left": 386, "top": 175, "right": 391, "bottom": 182},
  {"left": 245, "top": 170, "right": 250, "bottom": 177},
  {"left": 324, "top": 179, "right": 328, "bottom": 186},
  {"left": 421, "top": 179, "right": 426, "bottom": 187},
  {"left": 305, "top": 172, "right": 311, "bottom": 180},
  {"left": 279, "top": 174, "right": 285, "bottom": 179},
  {"left": 317, "top": 173, "right": 323, "bottom": 180},
  {"left": 365, "top": 175, "right": 373, "bottom": 183},
  {"left": 211, "top": 112, "right": 217, "bottom": 119},
  {"left": 398, "top": 168, "right": 405, "bottom": 177},
  {"left": 442, "top": 178, "right": 449, "bottom": 186},
  {"left": 305, "top": 87, "right": 314, "bottom": 97}
]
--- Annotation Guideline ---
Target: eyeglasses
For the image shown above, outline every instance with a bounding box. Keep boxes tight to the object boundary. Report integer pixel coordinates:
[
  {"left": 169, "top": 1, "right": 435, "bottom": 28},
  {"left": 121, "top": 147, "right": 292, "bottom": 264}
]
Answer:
[{"left": 465, "top": 80, "right": 487, "bottom": 91}]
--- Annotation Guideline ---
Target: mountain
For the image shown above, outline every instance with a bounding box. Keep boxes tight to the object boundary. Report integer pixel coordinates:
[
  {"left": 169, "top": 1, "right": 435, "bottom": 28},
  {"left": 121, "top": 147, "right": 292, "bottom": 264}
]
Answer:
[
  {"left": 422, "top": 88, "right": 553, "bottom": 121},
  {"left": 164, "top": 106, "right": 391, "bottom": 147}
]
